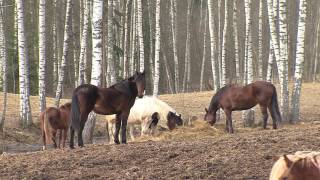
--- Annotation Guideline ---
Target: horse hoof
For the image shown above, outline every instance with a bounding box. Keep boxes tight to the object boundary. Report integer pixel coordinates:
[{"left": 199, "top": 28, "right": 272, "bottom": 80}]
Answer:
[
  {"left": 70, "top": 145, "right": 75, "bottom": 149},
  {"left": 114, "top": 140, "right": 120, "bottom": 144},
  {"left": 42, "top": 146, "right": 46, "bottom": 151},
  {"left": 121, "top": 141, "right": 127, "bottom": 144}
]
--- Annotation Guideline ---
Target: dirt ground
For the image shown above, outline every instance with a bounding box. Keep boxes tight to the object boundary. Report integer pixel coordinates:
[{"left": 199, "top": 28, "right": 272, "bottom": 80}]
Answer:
[{"left": 0, "top": 83, "right": 320, "bottom": 179}]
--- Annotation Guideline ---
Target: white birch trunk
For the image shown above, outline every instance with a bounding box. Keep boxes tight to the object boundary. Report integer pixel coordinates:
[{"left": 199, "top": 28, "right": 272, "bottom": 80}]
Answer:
[
  {"left": 153, "top": 0, "right": 161, "bottom": 96},
  {"left": 314, "top": 21, "right": 320, "bottom": 82},
  {"left": 137, "top": 0, "right": 144, "bottom": 72},
  {"left": 234, "top": 0, "right": 240, "bottom": 83},
  {"left": 0, "top": 0, "right": 7, "bottom": 131},
  {"left": 290, "top": 0, "right": 307, "bottom": 122},
  {"left": 17, "top": 0, "right": 32, "bottom": 127},
  {"left": 266, "top": 40, "right": 274, "bottom": 82},
  {"left": 258, "top": 0, "right": 263, "bottom": 80},
  {"left": 83, "top": 0, "right": 103, "bottom": 143},
  {"left": 183, "top": 0, "right": 192, "bottom": 92},
  {"left": 221, "top": 0, "right": 228, "bottom": 86},
  {"left": 207, "top": 0, "right": 219, "bottom": 91},
  {"left": 200, "top": 7, "right": 208, "bottom": 91},
  {"left": 170, "top": 0, "right": 179, "bottom": 93},
  {"left": 107, "top": 0, "right": 116, "bottom": 85},
  {"left": 122, "top": 0, "right": 130, "bottom": 78},
  {"left": 148, "top": 0, "right": 154, "bottom": 82},
  {"left": 279, "top": 0, "right": 289, "bottom": 121},
  {"left": 130, "top": 0, "right": 136, "bottom": 75},
  {"left": 38, "top": 0, "right": 46, "bottom": 113},
  {"left": 55, "top": 0, "right": 73, "bottom": 107},
  {"left": 78, "top": 0, "right": 90, "bottom": 85},
  {"left": 243, "top": 0, "right": 254, "bottom": 127}
]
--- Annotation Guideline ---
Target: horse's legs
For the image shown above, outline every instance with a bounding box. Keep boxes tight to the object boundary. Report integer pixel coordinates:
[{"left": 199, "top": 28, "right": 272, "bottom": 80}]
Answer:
[
  {"left": 62, "top": 129, "right": 67, "bottom": 148},
  {"left": 268, "top": 105, "right": 278, "bottom": 129},
  {"left": 114, "top": 114, "right": 121, "bottom": 144},
  {"left": 129, "top": 125, "right": 135, "bottom": 141},
  {"left": 42, "top": 129, "right": 46, "bottom": 150},
  {"left": 78, "top": 112, "right": 89, "bottom": 147},
  {"left": 225, "top": 110, "right": 233, "bottom": 133},
  {"left": 120, "top": 112, "right": 129, "bottom": 144},
  {"left": 58, "top": 129, "right": 62, "bottom": 148},
  {"left": 69, "top": 126, "right": 75, "bottom": 149},
  {"left": 52, "top": 130, "right": 57, "bottom": 148},
  {"left": 260, "top": 106, "right": 269, "bottom": 129},
  {"left": 225, "top": 117, "right": 229, "bottom": 132}
]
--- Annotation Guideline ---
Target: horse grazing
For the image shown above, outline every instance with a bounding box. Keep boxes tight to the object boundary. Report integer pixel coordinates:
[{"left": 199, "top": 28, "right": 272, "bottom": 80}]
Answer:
[
  {"left": 40, "top": 102, "right": 71, "bottom": 150},
  {"left": 269, "top": 151, "right": 320, "bottom": 180},
  {"left": 70, "top": 71, "right": 146, "bottom": 148},
  {"left": 105, "top": 96, "right": 183, "bottom": 142},
  {"left": 204, "top": 81, "right": 282, "bottom": 133}
]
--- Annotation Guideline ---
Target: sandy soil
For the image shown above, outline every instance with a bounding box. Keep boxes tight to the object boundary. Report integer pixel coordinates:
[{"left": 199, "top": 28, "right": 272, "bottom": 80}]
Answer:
[{"left": 0, "top": 83, "right": 320, "bottom": 179}]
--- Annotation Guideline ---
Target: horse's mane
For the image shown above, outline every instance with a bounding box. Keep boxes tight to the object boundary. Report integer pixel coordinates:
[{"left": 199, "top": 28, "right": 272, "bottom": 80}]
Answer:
[{"left": 209, "top": 85, "right": 233, "bottom": 111}]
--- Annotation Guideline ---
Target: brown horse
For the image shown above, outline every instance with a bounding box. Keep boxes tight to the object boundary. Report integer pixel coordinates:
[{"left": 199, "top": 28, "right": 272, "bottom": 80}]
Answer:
[
  {"left": 269, "top": 151, "right": 320, "bottom": 180},
  {"left": 70, "top": 71, "right": 145, "bottom": 148},
  {"left": 40, "top": 102, "right": 71, "bottom": 150},
  {"left": 204, "top": 81, "right": 282, "bottom": 133}
]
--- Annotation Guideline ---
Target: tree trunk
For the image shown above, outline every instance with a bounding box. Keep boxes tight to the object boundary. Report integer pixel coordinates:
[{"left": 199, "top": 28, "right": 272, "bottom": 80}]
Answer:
[
  {"left": 170, "top": 0, "right": 179, "bottom": 93},
  {"left": 258, "top": 0, "right": 263, "bottom": 80},
  {"left": 129, "top": 0, "right": 136, "bottom": 75},
  {"left": 148, "top": 0, "right": 154, "bottom": 83},
  {"left": 83, "top": 0, "right": 103, "bottom": 143},
  {"left": 152, "top": 0, "right": 161, "bottom": 96},
  {"left": 78, "top": 0, "right": 90, "bottom": 85},
  {"left": 17, "top": 0, "right": 32, "bottom": 127},
  {"left": 182, "top": 0, "right": 192, "bottom": 93},
  {"left": 0, "top": 0, "right": 7, "bottom": 131},
  {"left": 55, "top": 0, "right": 73, "bottom": 107},
  {"left": 207, "top": 0, "right": 219, "bottom": 91},
  {"left": 290, "top": 0, "right": 307, "bottom": 122},
  {"left": 234, "top": 0, "right": 240, "bottom": 83},
  {"left": 221, "top": 0, "right": 228, "bottom": 86},
  {"left": 137, "top": 0, "right": 144, "bottom": 72},
  {"left": 200, "top": 7, "right": 208, "bottom": 91},
  {"left": 279, "top": 0, "right": 289, "bottom": 121},
  {"left": 107, "top": 0, "right": 116, "bottom": 85},
  {"left": 122, "top": 0, "right": 131, "bottom": 78},
  {"left": 38, "top": 0, "right": 46, "bottom": 113},
  {"left": 266, "top": 40, "right": 275, "bottom": 82}
]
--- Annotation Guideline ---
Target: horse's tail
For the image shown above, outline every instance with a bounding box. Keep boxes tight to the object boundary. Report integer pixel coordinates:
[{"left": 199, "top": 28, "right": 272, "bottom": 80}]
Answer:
[
  {"left": 71, "top": 93, "right": 80, "bottom": 132},
  {"left": 271, "top": 86, "right": 282, "bottom": 122}
]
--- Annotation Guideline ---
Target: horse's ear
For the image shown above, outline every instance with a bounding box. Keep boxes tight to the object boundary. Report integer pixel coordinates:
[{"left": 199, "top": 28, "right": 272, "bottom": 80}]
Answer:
[
  {"left": 283, "top": 155, "right": 293, "bottom": 168},
  {"left": 205, "top": 108, "right": 208, "bottom": 113},
  {"left": 142, "top": 70, "right": 145, "bottom": 75},
  {"left": 135, "top": 71, "right": 139, "bottom": 75},
  {"left": 128, "top": 76, "right": 135, "bottom": 82}
]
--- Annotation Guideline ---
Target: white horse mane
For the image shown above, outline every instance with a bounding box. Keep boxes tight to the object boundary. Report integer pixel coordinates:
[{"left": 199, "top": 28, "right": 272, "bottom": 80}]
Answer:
[{"left": 106, "top": 96, "right": 178, "bottom": 136}]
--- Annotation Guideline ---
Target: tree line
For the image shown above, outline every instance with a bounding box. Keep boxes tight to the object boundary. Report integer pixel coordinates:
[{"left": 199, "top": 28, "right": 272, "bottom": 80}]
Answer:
[{"left": 0, "top": 0, "right": 319, "bottom": 132}]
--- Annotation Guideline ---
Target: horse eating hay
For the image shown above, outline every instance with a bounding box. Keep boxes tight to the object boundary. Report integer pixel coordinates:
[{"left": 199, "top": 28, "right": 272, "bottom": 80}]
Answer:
[
  {"left": 269, "top": 151, "right": 320, "bottom": 180},
  {"left": 70, "top": 71, "right": 146, "bottom": 148},
  {"left": 40, "top": 102, "right": 71, "bottom": 150},
  {"left": 105, "top": 96, "right": 183, "bottom": 142},
  {"left": 204, "top": 81, "right": 282, "bottom": 133}
]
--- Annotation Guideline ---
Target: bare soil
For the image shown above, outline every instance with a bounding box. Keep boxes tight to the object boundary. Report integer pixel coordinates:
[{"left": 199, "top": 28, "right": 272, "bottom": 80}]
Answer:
[{"left": 0, "top": 83, "right": 320, "bottom": 179}]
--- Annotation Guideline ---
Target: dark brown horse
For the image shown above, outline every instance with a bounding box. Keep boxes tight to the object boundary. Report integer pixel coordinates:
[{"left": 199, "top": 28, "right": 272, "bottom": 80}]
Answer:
[
  {"left": 40, "top": 102, "right": 71, "bottom": 150},
  {"left": 70, "top": 71, "right": 146, "bottom": 148},
  {"left": 204, "top": 81, "right": 282, "bottom": 133}
]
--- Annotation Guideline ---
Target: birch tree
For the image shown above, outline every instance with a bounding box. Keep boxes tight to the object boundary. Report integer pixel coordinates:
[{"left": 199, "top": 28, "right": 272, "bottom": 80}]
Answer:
[
  {"left": 38, "top": 0, "right": 46, "bottom": 113},
  {"left": 258, "top": 0, "right": 263, "bottom": 80},
  {"left": 83, "top": 0, "right": 103, "bottom": 143},
  {"left": 0, "top": 0, "right": 7, "bottom": 131},
  {"left": 290, "top": 0, "right": 307, "bottom": 122},
  {"left": 153, "top": 0, "right": 161, "bottom": 96},
  {"left": 207, "top": 0, "right": 219, "bottom": 91},
  {"left": 55, "top": 0, "right": 73, "bottom": 107},
  {"left": 221, "top": 0, "right": 228, "bottom": 86},
  {"left": 129, "top": 0, "right": 136, "bottom": 75},
  {"left": 17, "top": 0, "right": 32, "bottom": 127},
  {"left": 148, "top": 0, "right": 154, "bottom": 81},
  {"left": 200, "top": 7, "right": 208, "bottom": 91},
  {"left": 78, "top": 0, "right": 90, "bottom": 85},
  {"left": 243, "top": 0, "right": 254, "bottom": 127},
  {"left": 122, "top": 0, "right": 131, "bottom": 78},
  {"left": 137, "top": 0, "right": 144, "bottom": 72},
  {"left": 233, "top": 0, "right": 240, "bottom": 82},
  {"left": 182, "top": 0, "right": 192, "bottom": 92},
  {"left": 279, "top": 0, "right": 289, "bottom": 120},
  {"left": 107, "top": 0, "right": 116, "bottom": 85},
  {"left": 170, "top": 0, "right": 179, "bottom": 93}
]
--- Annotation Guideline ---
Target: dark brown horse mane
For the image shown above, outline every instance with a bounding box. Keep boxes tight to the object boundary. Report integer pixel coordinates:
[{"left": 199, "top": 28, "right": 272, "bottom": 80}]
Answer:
[{"left": 209, "top": 85, "right": 233, "bottom": 111}]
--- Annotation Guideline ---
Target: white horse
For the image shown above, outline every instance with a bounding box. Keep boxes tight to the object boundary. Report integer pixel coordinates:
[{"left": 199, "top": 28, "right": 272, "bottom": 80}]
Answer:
[{"left": 105, "top": 96, "right": 183, "bottom": 142}]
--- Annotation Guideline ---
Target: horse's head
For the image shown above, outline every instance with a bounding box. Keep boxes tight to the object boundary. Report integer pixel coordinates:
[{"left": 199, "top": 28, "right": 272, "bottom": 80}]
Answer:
[
  {"left": 129, "top": 70, "right": 146, "bottom": 98},
  {"left": 167, "top": 111, "right": 183, "bottom": 130},
  {"left": 204, "top": 108, "right": 216, "bottom": 126}
]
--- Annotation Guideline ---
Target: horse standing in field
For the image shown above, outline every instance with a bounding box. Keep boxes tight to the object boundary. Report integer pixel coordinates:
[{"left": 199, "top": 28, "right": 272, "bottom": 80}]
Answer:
[
  {"left": 70, "top": 71, "right": 146, "bottom": 148},
  {"left": 40, "top": 102, "right": 71, "bottom": 150},
  {"left": 105, "top": 96, "right": 183, "bottom": 142},
  {"left": 269, "top": 151, "right": 320, "bottom": 180},
  {"left": 204, "top": 81, "right": 282, "bottom": 133}
]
